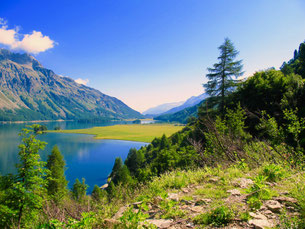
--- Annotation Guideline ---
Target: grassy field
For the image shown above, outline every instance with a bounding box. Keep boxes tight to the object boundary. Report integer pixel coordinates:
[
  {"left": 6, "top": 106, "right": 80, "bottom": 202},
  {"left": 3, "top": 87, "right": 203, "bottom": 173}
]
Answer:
[{"left": 52, "top": 124, "right": 184, "bottom": 142}]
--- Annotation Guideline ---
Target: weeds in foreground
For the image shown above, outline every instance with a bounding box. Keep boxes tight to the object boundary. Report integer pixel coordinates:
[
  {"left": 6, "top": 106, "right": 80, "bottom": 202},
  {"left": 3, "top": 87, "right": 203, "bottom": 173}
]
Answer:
[
  {"left": 193, "top": 206, "right": 234, "bottom": 226},
  {"left": 261, "top": 163, "right": 287, "bottom": 182}
]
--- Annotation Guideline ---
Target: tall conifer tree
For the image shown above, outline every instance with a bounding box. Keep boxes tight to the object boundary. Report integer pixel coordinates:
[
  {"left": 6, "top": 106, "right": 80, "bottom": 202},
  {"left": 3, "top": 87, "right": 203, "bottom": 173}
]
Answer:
[
  {"left": 46, "top": 145, "right": 68, "bottom": 202},
  {"left": 204, "top": 38, "right": 243, "bottom": 115}
]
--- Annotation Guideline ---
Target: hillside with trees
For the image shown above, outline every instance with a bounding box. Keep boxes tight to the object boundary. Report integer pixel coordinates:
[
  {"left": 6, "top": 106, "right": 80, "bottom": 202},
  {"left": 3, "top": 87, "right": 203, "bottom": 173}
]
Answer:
[{"left": 1, "top": 40, "right": 305, "bottom": 228}]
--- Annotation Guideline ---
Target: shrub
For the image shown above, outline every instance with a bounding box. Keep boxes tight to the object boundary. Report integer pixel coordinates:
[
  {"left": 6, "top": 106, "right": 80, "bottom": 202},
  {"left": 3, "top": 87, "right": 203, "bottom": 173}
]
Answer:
[
  {"left": 248, "top": 175, "right": 272, "bottom": 200},
  {"left": 247, "top": 196, "right": 262, "bottom": 210},
  {"left": 261, "top": 163, "right": 286, "bottom": 182},
  {"left": 193, "top": 206, "right": 234, "bottom": 226}
]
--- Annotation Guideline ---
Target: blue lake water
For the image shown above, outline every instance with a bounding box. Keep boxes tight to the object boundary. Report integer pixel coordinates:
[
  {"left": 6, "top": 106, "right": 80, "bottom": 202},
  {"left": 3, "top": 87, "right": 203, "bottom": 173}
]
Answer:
[{"left": 0, "top": 121, "right": 147, "bottom": 192}]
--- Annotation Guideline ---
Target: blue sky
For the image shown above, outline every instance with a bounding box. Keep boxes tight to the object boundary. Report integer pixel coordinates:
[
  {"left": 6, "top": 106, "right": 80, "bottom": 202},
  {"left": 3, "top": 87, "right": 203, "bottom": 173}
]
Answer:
[{"left": 0, "top": 0, "right": 305, "bottom": 112}]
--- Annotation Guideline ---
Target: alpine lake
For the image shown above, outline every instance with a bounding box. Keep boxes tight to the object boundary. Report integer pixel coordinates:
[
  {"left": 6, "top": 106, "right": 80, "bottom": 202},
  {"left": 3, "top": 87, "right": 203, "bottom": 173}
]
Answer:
[{"left": 0, "top": 121, "right": 148, "bottom": 192}]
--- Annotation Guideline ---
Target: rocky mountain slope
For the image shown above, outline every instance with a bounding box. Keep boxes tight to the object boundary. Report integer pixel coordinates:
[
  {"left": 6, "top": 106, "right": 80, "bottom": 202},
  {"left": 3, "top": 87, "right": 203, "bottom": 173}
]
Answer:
[{"left": 0, "top": 49, "right": 142, "bottom": 121}]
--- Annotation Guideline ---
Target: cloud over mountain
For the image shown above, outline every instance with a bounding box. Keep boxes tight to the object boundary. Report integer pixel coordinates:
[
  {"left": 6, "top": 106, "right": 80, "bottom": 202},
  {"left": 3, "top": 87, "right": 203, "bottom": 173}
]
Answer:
[
  {"left": 75, "top": 78, "right": 89, "bottom": 85},
  {"left": 0, "top": 18, "right": 55, "bottom": 54}
]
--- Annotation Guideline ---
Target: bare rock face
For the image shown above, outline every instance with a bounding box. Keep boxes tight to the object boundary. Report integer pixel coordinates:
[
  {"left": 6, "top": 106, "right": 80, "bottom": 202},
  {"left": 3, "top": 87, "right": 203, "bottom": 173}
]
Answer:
[
  {"left": 233, "top": 178, "right": 254, "bottom": 188},
  {"left": 146, "top": 219, "right": 173, "bottom": 228},
  {"left": 265, "top": 200, "right": 282, "bottom": 213},
  {"left": 167, "top": 193, "right": 179, "bottom": 202},
  {"left": 113, "top": 206, "right": 128, "bottom": 219},
  {"left": 227, "top": 189, "right": 241, "bottom": 196},
  {"left": 195, "top": 198, "right": 212, "bottom": 206},
  {"left": 274, "top": 196, "right": 297, "bottom": 204},
  {"left": 249, "top": 212, "right": 275, "bottom": 229},
  {"left": 104, "top": 218, "right": 120, "bottom": 227}
]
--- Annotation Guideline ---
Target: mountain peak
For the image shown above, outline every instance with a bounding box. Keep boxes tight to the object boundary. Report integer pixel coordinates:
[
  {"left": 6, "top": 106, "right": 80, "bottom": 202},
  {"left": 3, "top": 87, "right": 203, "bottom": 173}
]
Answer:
[
  {"left": 0, "top": 49, "right": 142, "bottom": 121},
  {"left": 0, "top": 48, "right": 41, "bottom": 66}
]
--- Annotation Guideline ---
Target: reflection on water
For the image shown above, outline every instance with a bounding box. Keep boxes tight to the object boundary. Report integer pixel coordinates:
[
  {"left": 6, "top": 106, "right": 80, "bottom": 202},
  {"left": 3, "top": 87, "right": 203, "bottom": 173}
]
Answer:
[{"left": 0, "top": 121, "right": 147, "bottom": 192}]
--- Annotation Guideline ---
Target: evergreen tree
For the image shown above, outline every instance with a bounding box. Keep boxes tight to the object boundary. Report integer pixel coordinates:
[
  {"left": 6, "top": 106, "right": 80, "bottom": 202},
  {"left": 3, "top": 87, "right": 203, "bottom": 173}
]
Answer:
[
  {"left": 107, "top": 181, "right": 116, "bottom": 199},
  {"left": 72, "top": 178, "right": 88, "bottom": 201},
  {"left": 14, "top": 125, "right": 47, "bottom": 228},
  {"left": 160, "top": 134, "right": 169, "bottom": 149},
  {"left": 110, "top": 157, "right": 123, "bottom": 178},
  {"left": 125, "top": 148, "right": 144, "bottom": 175},
  {"left": 204, "top": 38, "right": 243, "bottom": 115},
  {"left": 91, "top": 185, "right": 105, "bottom": 202},
  {"left": 297, "top": 42, "right": 305, "bottom": 78},
  {"left": 46, "top": 145, "right": 68, "bottom": 202},
  {"left": 114, "top": 165, "right": 133, "bottom": 185}
]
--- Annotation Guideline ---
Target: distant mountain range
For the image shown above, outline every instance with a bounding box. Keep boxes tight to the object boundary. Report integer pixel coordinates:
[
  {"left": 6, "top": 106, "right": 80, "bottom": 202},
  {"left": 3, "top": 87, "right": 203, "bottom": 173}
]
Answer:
[
  {"left": 142, "top": 93, "right": 207, "bottom": 118},
  {"left": 155, "top": 100, "right": 204, "bottom": 124},
  {"left": 142, "top": 101, "right": 184, "bottom": 116},
  {"left": 161, "top": 93, "right": 207, "bottom": 115},
  {"left": 0, "top": 49, "right": 142, "bottom": 121}
]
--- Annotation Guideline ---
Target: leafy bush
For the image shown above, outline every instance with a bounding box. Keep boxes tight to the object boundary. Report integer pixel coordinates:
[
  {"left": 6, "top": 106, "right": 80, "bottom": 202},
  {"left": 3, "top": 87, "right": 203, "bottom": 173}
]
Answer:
[
  {"left": 119, "top": 205, "right": 150, "bottom": 228},
  {"left": 193, "top": 206, "right": 234, "bottom": 226},
  {"left": 247, "top": 175, "right": 272, "bottom": 200},
  {"left": 247, "top": 196, "right": 262, "bottom": 210},
  {"left": 261, "top": 163, "right": 286, "bottom": 182},
  {"left": 240, "top": 211, "right": 251, "bottom": 222},
  {"left": 159, "top": 199, "right": 185, "bottom": 219}
]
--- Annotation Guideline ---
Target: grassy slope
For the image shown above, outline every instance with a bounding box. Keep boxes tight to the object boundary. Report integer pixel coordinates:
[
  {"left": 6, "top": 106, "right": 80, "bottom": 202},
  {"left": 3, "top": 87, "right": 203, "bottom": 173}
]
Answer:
[
  {"left": 52, "top": 124, "right": 184, "bottom": 142},
  {"left": 102, "top": 164, "right": 305, "bottom": 228}
]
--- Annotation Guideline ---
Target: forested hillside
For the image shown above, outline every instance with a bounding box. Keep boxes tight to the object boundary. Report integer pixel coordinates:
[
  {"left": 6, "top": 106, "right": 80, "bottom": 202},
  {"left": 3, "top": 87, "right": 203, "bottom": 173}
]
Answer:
[{"left": 1, "top": 40, "right": 305, "bottom": 228}]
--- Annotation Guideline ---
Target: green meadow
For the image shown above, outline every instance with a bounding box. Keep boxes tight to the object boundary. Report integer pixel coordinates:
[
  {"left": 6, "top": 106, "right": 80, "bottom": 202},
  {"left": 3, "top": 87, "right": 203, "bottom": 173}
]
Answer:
[{"left": 53, "top": 124, "right": 184, "bottom": 142}]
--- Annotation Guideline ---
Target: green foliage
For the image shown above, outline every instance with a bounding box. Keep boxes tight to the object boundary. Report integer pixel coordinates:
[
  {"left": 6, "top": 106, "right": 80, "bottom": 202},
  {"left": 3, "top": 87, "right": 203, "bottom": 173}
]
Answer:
[
  {"left": 283, "top": 108, "right": 305, "bottom": 149},
  {"left": 33, "top": 124, "right": 47, "bottom": 134},
  {"left": 159, "top": 199, "right": 185, "bottom": 219},
  {"left": 193, "top": 206, "right": 234, "bottom": 226},
  {"left": 132, "top": 119, "right": 141, "bottom": 124},
  {"left": 155, "top": 102, "right": 201, "bottom": 124},
  {"left": 281, "top": 41, "right": 305, "bottom": 78},
  {"left": 233, "top": 69, "right": 304, "bottom": 130},
  {"left": 119, "top": 205, "right": 151, "bottom": 229},
  {"left": 240, "top": 211, "right": 251, "bottom": 222},
  {"left": 0, "top": 125, "right": 47, "bottom": 228},
  {"left": 260, "top": 163, "right": 286, "bottom": 182},
  {"left": 91, "top": 185, "right": 107, "bottom": 202},
  {"left": 247, "top": 175, "right": 272, "bottom": 200},
  {"left": 72, "top": 178, "right": 88, "bottom": 201},
  {"left": 125, "top": 148, "right": 145, "bottom": 176},
  {"left": 110, "top": 157, "right": 134, "bottom": 185},
  {"left": 279, "top": 209, "right": 304, "bottom": 229},
  {"left": 39, "top": 212, "right": 98, "bottom": 229},
  {"left": 46, "top": 145, "right": 68, "bottom": 202},
  {"left": 256, "top": 111, "right": 284, "bottom": 145},
  {"left": 204, "top": 38, "right": 243, "bottom": 115},
  {"left": 202, "top": 105, "right": 251, "bottom": 165},
  {"left": 110, "top": 157, "right": 124, "bottom": 178},
  {"left": 247, "top": 196, "right": 262, "bottom": 210}
]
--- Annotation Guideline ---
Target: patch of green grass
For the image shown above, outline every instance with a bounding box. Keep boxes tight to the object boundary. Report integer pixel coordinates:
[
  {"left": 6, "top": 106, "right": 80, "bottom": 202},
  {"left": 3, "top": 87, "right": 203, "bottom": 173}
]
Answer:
[
  {"left": 247, "top": 196, "right": 263, "bottom": 210},
  {"left": 194, "top": 185, "right": 230, "bottom": 199},
  {"left": 159, "top": 200, "right": 186, "bottom": 219},
  {"left": 193, "top": 206, "right": 234, "bottom": 226},
  {"left": 51, "top": 124, "right": 183, "bottom": 142},
  {"left": 240, "top": 211, "right": 251, "bottom": 222}
]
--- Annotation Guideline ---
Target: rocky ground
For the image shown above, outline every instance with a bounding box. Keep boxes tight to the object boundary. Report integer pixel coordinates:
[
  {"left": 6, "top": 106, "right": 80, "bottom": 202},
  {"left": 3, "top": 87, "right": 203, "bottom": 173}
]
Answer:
[{"left": 104, "top": 170, "right": 302, "bottom": 229}]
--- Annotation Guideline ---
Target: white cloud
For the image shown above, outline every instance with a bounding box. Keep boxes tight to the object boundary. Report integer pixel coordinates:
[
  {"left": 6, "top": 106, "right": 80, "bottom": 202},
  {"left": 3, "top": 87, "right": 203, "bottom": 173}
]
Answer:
[
  {"left": 75, "top": 78, "right": 89, "bottom": 85},
  {"left": 0, "top": 18, "right": 56, "bottom": 54}
]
